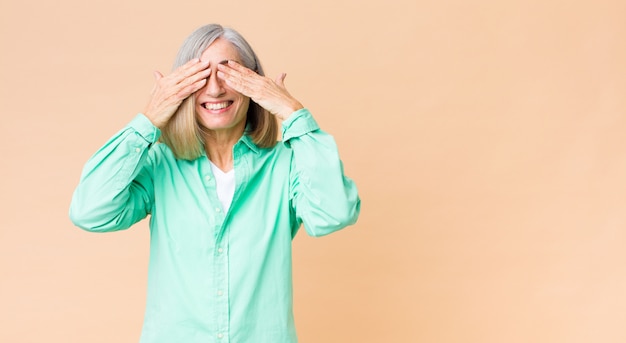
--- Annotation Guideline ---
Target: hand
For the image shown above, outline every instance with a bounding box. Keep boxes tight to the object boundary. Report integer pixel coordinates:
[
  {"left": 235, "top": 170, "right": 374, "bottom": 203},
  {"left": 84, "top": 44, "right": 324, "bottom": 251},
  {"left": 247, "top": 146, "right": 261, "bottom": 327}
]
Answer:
[
  {"left": 143, "top": 58, "right": 212, "bottom": 128},
  {"left": 217, "top": 61, "right": 303, "bottom": 120}
]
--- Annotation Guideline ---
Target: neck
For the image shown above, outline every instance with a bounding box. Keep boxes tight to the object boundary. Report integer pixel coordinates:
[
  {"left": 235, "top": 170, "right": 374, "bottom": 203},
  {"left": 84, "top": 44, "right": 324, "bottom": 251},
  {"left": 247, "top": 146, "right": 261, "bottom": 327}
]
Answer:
[{"left": 203, "top": 129, "right": 243, "bottom": 172}]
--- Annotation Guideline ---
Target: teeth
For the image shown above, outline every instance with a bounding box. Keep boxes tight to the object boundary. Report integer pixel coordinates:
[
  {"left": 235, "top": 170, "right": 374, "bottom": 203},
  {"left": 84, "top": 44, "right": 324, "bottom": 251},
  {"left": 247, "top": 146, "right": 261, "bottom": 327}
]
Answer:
[{"left": 205, "top": 102, "right": 230, "bottom": 110}]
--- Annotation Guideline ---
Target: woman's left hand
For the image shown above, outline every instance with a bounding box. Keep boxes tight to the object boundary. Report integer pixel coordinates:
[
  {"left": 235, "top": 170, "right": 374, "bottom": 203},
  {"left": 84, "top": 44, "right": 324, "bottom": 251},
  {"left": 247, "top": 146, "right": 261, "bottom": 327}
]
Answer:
[{"left": 217, "top": 61, "right": 303, "bottom": 120}]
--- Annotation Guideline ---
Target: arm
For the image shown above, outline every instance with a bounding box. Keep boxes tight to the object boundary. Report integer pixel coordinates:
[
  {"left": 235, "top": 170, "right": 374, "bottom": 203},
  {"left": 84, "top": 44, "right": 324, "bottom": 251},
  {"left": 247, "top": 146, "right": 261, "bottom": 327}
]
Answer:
[
  {"left": 284, "top": 109, "right": 361, "bottom": 236},
  {"left": 69, "top": 114, "right": 159, "bottom": 232},
  {"left": 216, "top": 61, "right": 361, "bottom": 235},
  {"left": 70, "top": 59, "right": 211, "bottom": 232}
]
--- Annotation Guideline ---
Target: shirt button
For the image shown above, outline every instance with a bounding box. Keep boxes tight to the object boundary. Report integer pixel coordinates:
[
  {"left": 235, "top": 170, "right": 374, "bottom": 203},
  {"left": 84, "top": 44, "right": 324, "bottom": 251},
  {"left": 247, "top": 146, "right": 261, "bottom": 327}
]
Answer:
[
  {"left": 217, "top": 248, "right": 223, "bottom": 253},
  {"left": 217, "top": 333, "right": 224, "bottom": 339},
  {"left": 134, "top": 147, "right": 141, "bottom": 153},
  {"left": 205, "top": 175, "right": 211, "bottom": 182},
  {"left": 217, "top": 290, "right": 224, "bottom": 296},
  {"left": 215, "top": 207, "right": 221, "bottom": 213}
]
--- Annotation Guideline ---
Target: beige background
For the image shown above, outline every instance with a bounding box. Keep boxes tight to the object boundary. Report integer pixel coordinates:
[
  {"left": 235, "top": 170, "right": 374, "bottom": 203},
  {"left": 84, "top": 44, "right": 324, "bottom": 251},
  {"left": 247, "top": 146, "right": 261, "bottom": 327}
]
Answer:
[{"left": 2, "top": 0, "right": 626, "bottom": 342}]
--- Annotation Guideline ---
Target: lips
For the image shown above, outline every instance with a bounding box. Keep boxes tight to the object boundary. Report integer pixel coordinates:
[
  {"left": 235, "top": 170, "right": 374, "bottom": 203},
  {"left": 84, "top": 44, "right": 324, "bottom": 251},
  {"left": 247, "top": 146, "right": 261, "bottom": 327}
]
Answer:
[{"left": 201, "top": 101, "right": 233, "bottom": 111}]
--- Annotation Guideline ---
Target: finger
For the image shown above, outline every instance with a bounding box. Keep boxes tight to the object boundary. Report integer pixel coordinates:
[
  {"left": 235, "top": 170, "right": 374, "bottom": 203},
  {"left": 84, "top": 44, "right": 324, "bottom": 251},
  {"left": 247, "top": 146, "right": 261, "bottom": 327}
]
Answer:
[
  {"left": 175, "top": 78, "right": 207, "bottom": 99},
  {"left": 217, "top": 70, "right": 248, "bottom": 94},
  {"left": 168, "top": 69, "right": 211, "bottom": 101},
  {"left": 169, "top": 58, "right": 210, "bottom": 84},
  {"left": 226, "top": 60, "right": 251, "bottom": 72},
  {"left": 178, "top": 68, "right": 211, "bottom": 88},
  {"left": 217, "top": 63, "right": 264, "bottom": 92},
  {"left": 181, "top": 58, "right": 211, "bottom": 79},
  {"left": 170, "top": 58, "right": 201, "bottom": 79},
  {"left": 150, "top": 71, "right": 164, "bottom": 94},
  {"left": 217, "top": 69, "right": 265, "bottom": 99},
  {"left": 275, "top": 73, "right": 287, "bottom": 87},
  {"left": 221, "top": 60, "right": 261, "bottom": 80},
  {"left": 216, "top": 62, "right": 245, "bottom": 80},
  {"left": 164, "top": 64, "right": 211, "bottom": 98}
]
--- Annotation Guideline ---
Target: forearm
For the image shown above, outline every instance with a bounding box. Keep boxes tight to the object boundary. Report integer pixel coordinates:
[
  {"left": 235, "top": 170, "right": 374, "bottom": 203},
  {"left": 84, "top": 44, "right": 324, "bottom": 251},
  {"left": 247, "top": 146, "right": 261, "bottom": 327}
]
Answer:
[
  {"left": 69, "top": 114, "right": 159, "bottom": 232},
  {"left": 284, "top": 109, "right": 361, "bottom": 237}
]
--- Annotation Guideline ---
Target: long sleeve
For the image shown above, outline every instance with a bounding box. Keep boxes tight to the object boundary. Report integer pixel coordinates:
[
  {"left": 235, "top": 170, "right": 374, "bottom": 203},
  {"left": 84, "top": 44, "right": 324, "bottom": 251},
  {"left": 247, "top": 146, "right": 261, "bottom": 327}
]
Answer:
[
  {"left": 283, "top": 109, "right": 361, "bottom": 237},
  {"left": 69, "top": 114, "right": 160, "bottom": 232}
]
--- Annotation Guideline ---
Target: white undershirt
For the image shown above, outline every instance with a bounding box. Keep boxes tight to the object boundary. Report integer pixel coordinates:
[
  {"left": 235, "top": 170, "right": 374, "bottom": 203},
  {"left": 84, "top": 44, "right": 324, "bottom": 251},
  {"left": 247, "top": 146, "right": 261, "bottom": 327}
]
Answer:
[{"left": 209, "top": 161, "right": 236, "bottom": 212}]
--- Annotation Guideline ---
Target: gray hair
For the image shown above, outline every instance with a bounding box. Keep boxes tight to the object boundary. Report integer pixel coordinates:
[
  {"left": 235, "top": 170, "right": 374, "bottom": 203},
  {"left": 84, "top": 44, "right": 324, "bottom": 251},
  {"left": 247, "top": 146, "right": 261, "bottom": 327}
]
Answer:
[
  {"left": 172, "top": 24, "right": 264, "bottom": 76},
  {"left": 160, "top": 24, "right": 278, "bottom": 160}
]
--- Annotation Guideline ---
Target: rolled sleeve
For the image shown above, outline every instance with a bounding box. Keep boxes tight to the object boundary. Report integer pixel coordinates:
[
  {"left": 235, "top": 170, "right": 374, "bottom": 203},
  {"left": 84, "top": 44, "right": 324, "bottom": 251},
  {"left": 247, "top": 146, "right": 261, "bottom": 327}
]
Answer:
[
  {"left": 130, "top": 113, "right": 161, "bottom": 144},
  {"left": 281, "top": 109, "right": 320, "bottom": 144}
]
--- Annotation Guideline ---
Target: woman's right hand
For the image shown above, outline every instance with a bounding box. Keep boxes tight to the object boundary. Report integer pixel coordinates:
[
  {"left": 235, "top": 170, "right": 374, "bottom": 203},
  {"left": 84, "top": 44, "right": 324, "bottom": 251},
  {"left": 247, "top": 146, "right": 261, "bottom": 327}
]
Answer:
[{"left": 143, "top": 58, "right": 211, "bottom": 128}]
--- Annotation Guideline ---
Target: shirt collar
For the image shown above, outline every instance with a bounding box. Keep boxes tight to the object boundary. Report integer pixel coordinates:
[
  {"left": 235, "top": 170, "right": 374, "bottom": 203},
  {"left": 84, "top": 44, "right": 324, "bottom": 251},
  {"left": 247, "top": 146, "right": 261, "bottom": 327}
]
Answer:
[
  {"left": 199, "top": 134, "right": 260, "bottom": 159},
  {"left": 237, "top": 134, "right": 260, "bottom": 154}
]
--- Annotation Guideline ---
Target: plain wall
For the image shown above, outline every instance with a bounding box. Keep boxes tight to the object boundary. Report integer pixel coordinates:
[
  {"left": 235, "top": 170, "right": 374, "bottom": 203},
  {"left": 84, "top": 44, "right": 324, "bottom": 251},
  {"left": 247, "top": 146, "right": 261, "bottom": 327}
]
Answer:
[{"left": 1, "top": 0, "right": 626, "bottom": 342}]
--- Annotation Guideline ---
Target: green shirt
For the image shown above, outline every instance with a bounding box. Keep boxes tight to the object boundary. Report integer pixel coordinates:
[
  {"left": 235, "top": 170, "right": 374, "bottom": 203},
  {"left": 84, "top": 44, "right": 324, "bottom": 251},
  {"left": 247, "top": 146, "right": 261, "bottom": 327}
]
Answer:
[{"left": 69, "top": 109, "right": 361, "bottom": 343}]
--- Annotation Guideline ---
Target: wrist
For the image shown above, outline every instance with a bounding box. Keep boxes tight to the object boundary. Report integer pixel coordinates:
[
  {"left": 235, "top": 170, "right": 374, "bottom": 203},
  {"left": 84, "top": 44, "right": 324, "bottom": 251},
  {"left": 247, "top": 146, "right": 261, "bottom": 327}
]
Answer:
[
  {"left": 277, "top": 102, "right": 304, "bottom": 120},
  {"left": 143, "top": 111, "right": 166, "bottom": 129}
]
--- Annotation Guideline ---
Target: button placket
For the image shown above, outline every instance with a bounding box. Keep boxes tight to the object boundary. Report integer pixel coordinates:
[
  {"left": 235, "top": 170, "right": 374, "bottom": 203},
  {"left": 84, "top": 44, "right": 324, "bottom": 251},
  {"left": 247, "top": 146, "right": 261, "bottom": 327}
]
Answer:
[{"left": 214, "top": 229, "right": 229, "bottom": 343}]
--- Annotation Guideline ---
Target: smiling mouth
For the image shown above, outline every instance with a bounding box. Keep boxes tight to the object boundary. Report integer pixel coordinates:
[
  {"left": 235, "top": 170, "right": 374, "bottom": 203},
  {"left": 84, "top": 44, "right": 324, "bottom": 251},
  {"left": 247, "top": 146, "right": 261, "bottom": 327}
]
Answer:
[{"left": 201, "top": 101, "right": 233, "bottom": 111}]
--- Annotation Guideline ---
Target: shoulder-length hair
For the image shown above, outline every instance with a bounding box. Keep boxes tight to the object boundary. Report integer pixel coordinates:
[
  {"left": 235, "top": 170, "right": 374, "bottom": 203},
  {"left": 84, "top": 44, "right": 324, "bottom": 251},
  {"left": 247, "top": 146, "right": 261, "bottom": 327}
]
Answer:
[{"left": 160, "top": 24, "right": 278, "bottom": 160}]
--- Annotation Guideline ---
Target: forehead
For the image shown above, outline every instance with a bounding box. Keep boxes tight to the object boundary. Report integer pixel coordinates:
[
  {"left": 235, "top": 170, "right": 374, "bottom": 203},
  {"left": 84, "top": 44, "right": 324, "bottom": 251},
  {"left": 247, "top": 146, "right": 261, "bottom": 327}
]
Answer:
[{"left": 199, "top": 38, "right": 241, "bottom": 63}]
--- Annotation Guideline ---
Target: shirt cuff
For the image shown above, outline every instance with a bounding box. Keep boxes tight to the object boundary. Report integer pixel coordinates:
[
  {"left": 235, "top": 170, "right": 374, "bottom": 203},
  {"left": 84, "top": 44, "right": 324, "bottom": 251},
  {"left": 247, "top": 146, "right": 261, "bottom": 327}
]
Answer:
[
  {"left": 129, "top": 113, "right": 161, "bottom": 144},
  {"left": 281, "top": 108, "right": 320, "bottom": 142}
]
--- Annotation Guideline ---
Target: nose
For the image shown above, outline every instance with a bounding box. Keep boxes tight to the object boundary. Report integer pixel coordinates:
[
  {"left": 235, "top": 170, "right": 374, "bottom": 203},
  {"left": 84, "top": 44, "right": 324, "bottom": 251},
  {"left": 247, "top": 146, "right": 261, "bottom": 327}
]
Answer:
[{"left": 203, "top": 69, "right": 225, "bottom": 97}]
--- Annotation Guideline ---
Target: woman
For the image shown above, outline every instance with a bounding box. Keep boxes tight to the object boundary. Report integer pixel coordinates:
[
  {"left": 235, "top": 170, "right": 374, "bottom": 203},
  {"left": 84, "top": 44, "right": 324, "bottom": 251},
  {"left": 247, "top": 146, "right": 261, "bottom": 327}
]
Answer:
[{"left": 70, "top": 24, "right": 360, "bottom": 343}]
